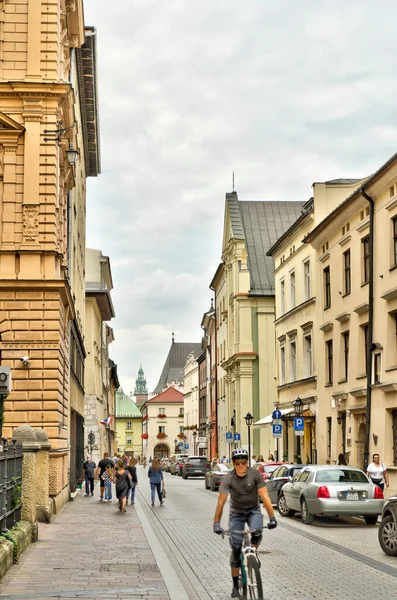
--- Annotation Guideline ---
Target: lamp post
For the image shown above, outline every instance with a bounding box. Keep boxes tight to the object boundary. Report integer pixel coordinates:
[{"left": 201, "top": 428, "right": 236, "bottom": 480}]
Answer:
[
  {"left": 293, "top": 396, "right": 304, "bottom": 464},
  {"left": 244, "top": 413, "right": 254, "bottom": 465},
  {"left": 193, "top": 430, "right": 197, "bottom": 455}
]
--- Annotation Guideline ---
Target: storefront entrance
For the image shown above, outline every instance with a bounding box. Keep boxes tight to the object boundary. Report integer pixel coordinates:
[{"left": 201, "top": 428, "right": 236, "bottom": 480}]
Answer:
[{"left": 153, "top": 443, "right": 170, "bottom": 458}]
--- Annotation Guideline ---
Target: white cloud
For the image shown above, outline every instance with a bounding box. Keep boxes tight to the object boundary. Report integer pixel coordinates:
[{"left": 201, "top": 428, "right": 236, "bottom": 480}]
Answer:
[{"left": 84, "top": 0, "right": 397, "bottom": 391}]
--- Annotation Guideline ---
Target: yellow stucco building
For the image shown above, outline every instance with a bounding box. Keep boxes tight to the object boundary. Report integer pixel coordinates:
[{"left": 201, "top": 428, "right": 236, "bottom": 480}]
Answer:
[
  {"left": 211, "top": 192, "right": 303, "bottom": 460},
  {"left": 115, "top": 388, "right": 142, "bottom": 458},
  {"left": 0, "top": 1, "right": 99, "bottom": 510}
]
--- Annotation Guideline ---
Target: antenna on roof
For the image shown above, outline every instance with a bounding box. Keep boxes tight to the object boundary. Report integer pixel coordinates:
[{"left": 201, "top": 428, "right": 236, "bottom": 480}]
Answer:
[
  {"left": 232, "top": 171, "right": 235, "bottom": 192},
  {"left": 172, "top": 331, "right": 175, "bottom": 344}
]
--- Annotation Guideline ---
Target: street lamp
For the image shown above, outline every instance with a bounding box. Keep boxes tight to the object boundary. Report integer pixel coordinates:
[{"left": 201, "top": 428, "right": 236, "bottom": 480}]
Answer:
[
  {"left": 192, "top": 430, "right": 197, "bottom": 455},
  {"left": 244, "top": 412, "right": 254, "bottom": 465},
  {"left": 293, "top": 396, "right": 304, "bottom": 464}
]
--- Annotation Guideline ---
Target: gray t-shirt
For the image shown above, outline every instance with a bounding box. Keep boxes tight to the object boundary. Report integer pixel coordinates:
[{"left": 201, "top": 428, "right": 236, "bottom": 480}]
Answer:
[
  {"left": 84, "top": 460, "right": 96, "bottom": 478},
  {"left": 219, "top": 468, "right": 266, "bottom": 513}
]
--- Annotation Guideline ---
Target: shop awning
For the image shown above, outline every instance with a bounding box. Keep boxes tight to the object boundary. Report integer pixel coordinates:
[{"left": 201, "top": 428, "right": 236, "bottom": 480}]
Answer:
[{"left": 254, "top": 408, "right": 294, "bottom": 427}]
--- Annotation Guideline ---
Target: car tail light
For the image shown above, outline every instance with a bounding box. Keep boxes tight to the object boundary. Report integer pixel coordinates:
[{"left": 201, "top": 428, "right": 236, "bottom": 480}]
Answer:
[
  {"left": 317, "top": 486, "right": 330, "bottom": 499},
  {"left": 205, "top": 463, "right": 210, "bottom": 468},
  {"left": 374, "top": 486, "right": 384, "bottom": 499}
]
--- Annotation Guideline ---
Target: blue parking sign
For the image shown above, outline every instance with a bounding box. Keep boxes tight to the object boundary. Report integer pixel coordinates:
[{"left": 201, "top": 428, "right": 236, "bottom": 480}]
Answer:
[
  {"left": 178, "top": 442, "right": 184, "bottom": 448},
  {"left": 272, "top": 423, "right": 282, "bottom": 438},
  {"left": 294, "top": 417, "right": 304, "bottom": 436},
  {"left": 234, "top": 433, "right": 241, "bottom": 442},
  {"left": 184, "top": 443, "right": 189, "bottom": 449}
]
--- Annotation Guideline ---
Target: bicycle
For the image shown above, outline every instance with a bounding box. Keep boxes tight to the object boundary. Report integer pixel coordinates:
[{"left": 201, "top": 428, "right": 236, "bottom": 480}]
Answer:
[{"left": 222, "top": 523, "right": 271, "bottom": 599}]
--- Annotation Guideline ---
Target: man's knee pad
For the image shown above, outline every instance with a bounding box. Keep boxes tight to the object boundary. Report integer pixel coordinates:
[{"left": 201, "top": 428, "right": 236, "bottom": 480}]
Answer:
[
  {"left": 251, "top": 531, "right": 262, "bottom": 546},
  {"left": 230, "top": 545, "right": 242, "bottom": 568}
]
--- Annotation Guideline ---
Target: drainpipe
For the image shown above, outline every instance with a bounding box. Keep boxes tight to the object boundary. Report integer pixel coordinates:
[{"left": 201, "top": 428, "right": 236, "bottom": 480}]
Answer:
[
  {"left": 210, "top": 285, "right": 218, "bottom": 456},
  {"left": 360, "top": 188, "right": 374, "bottom": 472}
]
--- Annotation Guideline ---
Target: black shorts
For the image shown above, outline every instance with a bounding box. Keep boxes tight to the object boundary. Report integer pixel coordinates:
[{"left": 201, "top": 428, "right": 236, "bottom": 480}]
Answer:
[{"left": 99, "top": 476, "right": 105, "bottom": 487}]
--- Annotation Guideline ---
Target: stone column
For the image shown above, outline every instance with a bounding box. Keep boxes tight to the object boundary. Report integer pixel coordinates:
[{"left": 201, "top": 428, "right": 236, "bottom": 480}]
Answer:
[
  {"left": 33, "top": 428, "right": 52, "bottom": 522},
  {"left": 13, "top": 425, "right": 40, "bottom": 523}
]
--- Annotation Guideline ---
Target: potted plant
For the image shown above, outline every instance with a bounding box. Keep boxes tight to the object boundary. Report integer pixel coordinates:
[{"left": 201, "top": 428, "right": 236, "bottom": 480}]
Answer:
[
  {"left": 177, "top": 433, "right": 184, "bottom": 439},
  {"left": 157, "top": 432, "right": 167, "bottom": 439},
  {"left": 141, "top": 433, "right": 148, "bottom": 439},
  {"left": 157, "top": 413, "right": 167, "bottom": 418}
]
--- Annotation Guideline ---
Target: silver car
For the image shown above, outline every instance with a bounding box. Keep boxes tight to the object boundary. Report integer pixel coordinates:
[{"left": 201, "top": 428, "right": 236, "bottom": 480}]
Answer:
[{"left": 277, "top": 465, "right": 384, "bottom": 525}]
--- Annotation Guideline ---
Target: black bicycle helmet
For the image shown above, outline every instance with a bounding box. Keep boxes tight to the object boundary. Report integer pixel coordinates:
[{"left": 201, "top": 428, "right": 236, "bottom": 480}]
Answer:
[{"left": 231, "top": 448, "right": 249, "bottom": 461}]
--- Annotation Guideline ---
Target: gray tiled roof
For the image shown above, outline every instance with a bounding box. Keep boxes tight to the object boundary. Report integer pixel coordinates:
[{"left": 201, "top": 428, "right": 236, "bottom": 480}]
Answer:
[
  {"left": 324, "top": 178, "right": 363, "bottom": 185},
  {"left": 153, "top": 342, "right": 202, "bottom": 394},
  {"left": 227, "top": 193, "right": 304, "bottom": 295}
]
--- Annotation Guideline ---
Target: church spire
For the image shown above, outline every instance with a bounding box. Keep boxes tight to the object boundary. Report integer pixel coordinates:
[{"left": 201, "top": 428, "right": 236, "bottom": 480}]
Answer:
[{"left": 134, "top": 364, "right": 148, "bottom": 396}]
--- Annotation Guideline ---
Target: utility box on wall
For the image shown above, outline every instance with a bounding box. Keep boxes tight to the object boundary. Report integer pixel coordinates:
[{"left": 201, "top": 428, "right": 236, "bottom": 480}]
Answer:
[{"left": 0, "top": 366, "right": 11, "bottom": 395}]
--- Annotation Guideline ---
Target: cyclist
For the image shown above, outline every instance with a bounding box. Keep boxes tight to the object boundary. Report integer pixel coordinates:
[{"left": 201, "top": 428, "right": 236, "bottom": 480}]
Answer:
[{"left": 213, "top": 448, "right": 277, "bottom": 598}]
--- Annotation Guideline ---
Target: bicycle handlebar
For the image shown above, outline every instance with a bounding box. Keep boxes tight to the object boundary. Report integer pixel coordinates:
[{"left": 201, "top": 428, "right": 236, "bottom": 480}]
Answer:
[{"left": 221, "top": 525, "right": 271, "bottom": 539}]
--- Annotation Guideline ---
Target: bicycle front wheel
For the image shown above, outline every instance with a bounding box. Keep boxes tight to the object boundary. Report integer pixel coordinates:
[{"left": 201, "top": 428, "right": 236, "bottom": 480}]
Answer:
[{"left": 247, "top": 554, "right": 263, "bottom": 599}]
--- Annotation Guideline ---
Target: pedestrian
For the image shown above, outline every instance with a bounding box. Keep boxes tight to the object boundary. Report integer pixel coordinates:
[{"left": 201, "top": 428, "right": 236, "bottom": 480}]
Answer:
[
  {"left": 267, "top": 453, "right": 275, "bottom": 461},
  {"left": 337, "top": 453, "right": 347, "bottom": 466},
  {"left": 126, "top": 458, "right": 138, "bottom": 505},
  {"left": 220, "top": 455, "right": 229, "bottom": 464},
  {"left": 102, "top": 465, "right": 114, "bottom": 502},
  {"left": 112, "top": 452, "right": 118, "bottom": 466},
  {"left": 148, "top": 458, "right": 164, "bottom": 507},
  {"left": 96, "top": 452, "right": 114, "bottom": 501},
  {"left": 367, "top": 453, "right": 389, "bottom": 491},
  {"left": 149, "top": 456, "right": 153, "bottom": 465},
  {"left": 257, "top": 455, "right": 264, "bottom": 462},
  {"left": 115, "top": 459, "right": 132, "bottom": 513},
  {"left": 83, "top": 455, "right": 96, "bottom": 496}
]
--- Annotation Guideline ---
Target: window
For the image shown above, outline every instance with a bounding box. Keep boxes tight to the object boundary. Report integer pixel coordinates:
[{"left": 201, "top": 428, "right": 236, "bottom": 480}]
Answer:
[
  {"left": 362, "top": 323, "right": 369, "bottom": 374},
  {"left": 393, "top": 217, "right": 397, "bottom": 267},
  {"left": 304, "top": 334, "right": 312, "bottom": 378},
  {"left": 280, "top": 279, "right": 285, "bottom": 314},
  {"left": 362, "top": 236, "right": 370, "bottom": 284},
  {"left": 323, "top": 266, "right": 331, "bottom": 308},
  {"left": 280, "top": 345, "right": 286, "bottom": 385},
  {"left": 289, "top": 341, "right": 297, "bottom": 382},
  {"left": 391, "top": 185, "right": 395, "bottom": 198},
  {"left": 374, "top": 352, "right": 382, "bottom": 384},
  {"left": 179, "top": 426, "right": 183, "bottom": 434},
  {"left": 327, "top": 417, "right": 332, "bottom": 459},
  {"left": 343, "top": 250, "right": 351, "bottom": 295},
  {"left": 179, "top": 407, "right": 184, "bottom": 416},
  {"left": 326, "top": 340, "right": 333, "bottom": 385},
  {"left": 126, "top": 421, "right": 132, "bottom": 430},
  {"left": 304, "top": 260, "right": 311, "bottom": 300},
  {"left": 158, "top": 426, "right": 165, "bottom": 434},
  {"left": 290, "top": 271, "right": 296, "bottom": 308},
  {"left": 126, "top": 436, "right": 132, "bottom": 445},
  {"left": 159, "top": 407, "right": 165, "bottom": 415},
  {"left": 342, "top": 331, "right": 349, "bottom": 380}
]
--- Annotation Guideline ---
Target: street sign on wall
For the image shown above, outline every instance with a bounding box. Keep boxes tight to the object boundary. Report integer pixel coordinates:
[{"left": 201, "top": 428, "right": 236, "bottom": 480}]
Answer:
[
  {"left": 272, "top": 409, "right": 282, "bottom": 420},
  {"left": 184, "top": 443, "right": 189, "bottom": 449},
  {"left": 234, "top": 433, "right": 241, "bottom": 442},
  {"left": 225, "top": 432, "right": 233, "bottom": 443},
  {"left": 178, "top": 442, "right": 184, "bottom": 448}
]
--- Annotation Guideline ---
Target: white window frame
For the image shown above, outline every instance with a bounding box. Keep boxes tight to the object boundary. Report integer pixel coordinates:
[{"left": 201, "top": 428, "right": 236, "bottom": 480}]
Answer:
[
  {"left": 290, "top": 271, "right": 296, "bottom": 309},
  {"left": 126, "top": 421, "right": 132, "bottom": 430},
  {"left": 159, "top": 407, "right": 165, "bottom": 415},
  {"left": 280, "top": 279, "right": 285, "bottom": 315},
  {"left": 289, "top": 340, "right": 297, "bottom": 382},
  {"left": 126, "top": 436, "right": 132, "bottom": 445},
  {"left": 303, "top": 334, "right": 312, "bottom": 378},
  {"left": 373, "top": 352, "right": 382, "bottom": 384},
  {"left": 279, "top": 345, "right": 286, "bottom": 385},
  {"left": 304, "top": 259, "right": 311, "bottom": 300}
]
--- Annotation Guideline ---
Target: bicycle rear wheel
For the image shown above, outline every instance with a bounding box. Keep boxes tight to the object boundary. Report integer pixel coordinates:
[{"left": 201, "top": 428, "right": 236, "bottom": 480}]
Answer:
[{"left": 246, "top": 554, "right": 263, "bottom": 599}]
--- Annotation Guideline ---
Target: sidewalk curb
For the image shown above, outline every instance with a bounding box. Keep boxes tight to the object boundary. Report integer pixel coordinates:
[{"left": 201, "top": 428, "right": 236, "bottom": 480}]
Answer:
[{"left": 135, "top": 497, "right": 188, "bottom": 600}]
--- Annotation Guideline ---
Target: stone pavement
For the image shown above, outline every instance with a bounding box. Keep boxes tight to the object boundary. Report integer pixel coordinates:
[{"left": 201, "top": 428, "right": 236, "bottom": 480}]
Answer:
[{"left": 0, "top": 481, "right": 175, "bottom": 600}]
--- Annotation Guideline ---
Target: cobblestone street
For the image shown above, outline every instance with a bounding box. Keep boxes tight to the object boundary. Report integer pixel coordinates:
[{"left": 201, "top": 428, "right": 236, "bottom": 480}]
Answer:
[{"left": 2, "top": 467, "right": 397, "bottom": 599}]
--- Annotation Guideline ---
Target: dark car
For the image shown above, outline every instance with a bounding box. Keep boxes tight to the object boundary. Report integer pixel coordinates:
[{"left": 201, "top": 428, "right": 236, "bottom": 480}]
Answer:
[
  {"left": 182, "top": 456, "right": 211, "bottom": 479},
  {"left": 265, "top": 464, "right": 305, "bottom": 505},
  {"left": 379, "top": 495, "right": 397, "bottom": 555},
  {"left": 205, "top": 463, "right": 233, "bottom": 490}
]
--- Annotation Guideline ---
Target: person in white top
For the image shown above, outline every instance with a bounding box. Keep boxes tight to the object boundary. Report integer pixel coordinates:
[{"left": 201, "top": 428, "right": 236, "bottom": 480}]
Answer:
[{"left": 366, "top": 454, "right": 389, "bottom": 491}]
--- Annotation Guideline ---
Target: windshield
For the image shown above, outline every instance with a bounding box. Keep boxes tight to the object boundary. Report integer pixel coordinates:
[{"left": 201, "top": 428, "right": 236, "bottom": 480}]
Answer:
[{"left": 315, "top": 469, "right": 368, "bottom": 483}]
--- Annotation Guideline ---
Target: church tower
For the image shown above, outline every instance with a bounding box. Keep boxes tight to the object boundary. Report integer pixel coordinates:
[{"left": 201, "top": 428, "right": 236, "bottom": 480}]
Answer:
[{"left": 134, "top": 365, "right": 148, "bottom": 408}]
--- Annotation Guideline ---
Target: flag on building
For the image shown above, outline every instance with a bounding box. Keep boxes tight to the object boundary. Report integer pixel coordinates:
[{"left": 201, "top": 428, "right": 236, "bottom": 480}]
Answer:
[{"left": 100, "top": 416, "right": 113, "bottom": 426}]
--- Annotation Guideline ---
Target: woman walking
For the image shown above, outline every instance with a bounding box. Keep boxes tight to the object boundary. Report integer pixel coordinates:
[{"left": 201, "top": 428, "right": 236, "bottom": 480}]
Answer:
[
  {"left": 367, "top": 453, "right": 389, "bottom": 491},
  {"left": 115, "top": 459, "right": 132, "bottom": 512},
  {"left": 148, "top": 458, "right": 164, "bottom": 507},
  {"left": 126, "top": 458, "right": 138, "bottom": 505}
]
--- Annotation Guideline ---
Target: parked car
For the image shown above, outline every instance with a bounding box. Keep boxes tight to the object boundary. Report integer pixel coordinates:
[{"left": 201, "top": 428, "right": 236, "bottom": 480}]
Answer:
[
  {"left": 379, "top": 495, "right": 397, "bottom": 555},
  {"left": 205, "top": 463, "right": 233, "bottom": 491},
  {"left": 264, "top": 464, "right": 305, "bottom": 505},
  {"left": 182, "top": 456, "right": 211, "bottom": 479},
  {"left": 169, "top": 454, "right": 189, "bottom": 475},
  {"left": 277, "top": 465, "right": 384, "bottom": 525},
  {"left": 252, "top": 461, "right": 285, "bottom": 482}
]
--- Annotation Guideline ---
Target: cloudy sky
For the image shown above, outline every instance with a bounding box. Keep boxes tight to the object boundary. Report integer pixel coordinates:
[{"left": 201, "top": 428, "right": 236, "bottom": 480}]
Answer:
[{"left": 84, "top": 0, "right": 397, "bottom": 394}]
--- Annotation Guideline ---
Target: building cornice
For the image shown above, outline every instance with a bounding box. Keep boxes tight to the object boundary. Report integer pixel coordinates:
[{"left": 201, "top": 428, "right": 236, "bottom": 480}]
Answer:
[{"left": 275, "top": 297, "right": 316, "bottom": 325}]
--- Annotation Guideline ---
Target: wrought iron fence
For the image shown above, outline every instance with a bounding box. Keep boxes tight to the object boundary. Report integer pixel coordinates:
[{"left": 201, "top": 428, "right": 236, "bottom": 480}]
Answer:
[{"left": 0, "top": 439, "right": 22, "bottom": 532}]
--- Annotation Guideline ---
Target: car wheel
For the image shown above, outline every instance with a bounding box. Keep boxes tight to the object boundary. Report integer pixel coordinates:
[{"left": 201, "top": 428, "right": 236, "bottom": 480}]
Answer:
[
  {"left": 277, "top": 493, "right": 295, "bottom": 517},
  {"left": 379, "top": 515, "right": 397, "bottom": 555},
  {"left": 210, "top": 479, "right": 216, "bottom": 492},
  {"left": 364, "top": 515, "right": 378, "bottom": 526},
  {"left": 301, "top": 498, "right": 314, "bottom": 525},
  {"left": 185, "top": 474, "right": 189, "bottom": 480}
]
